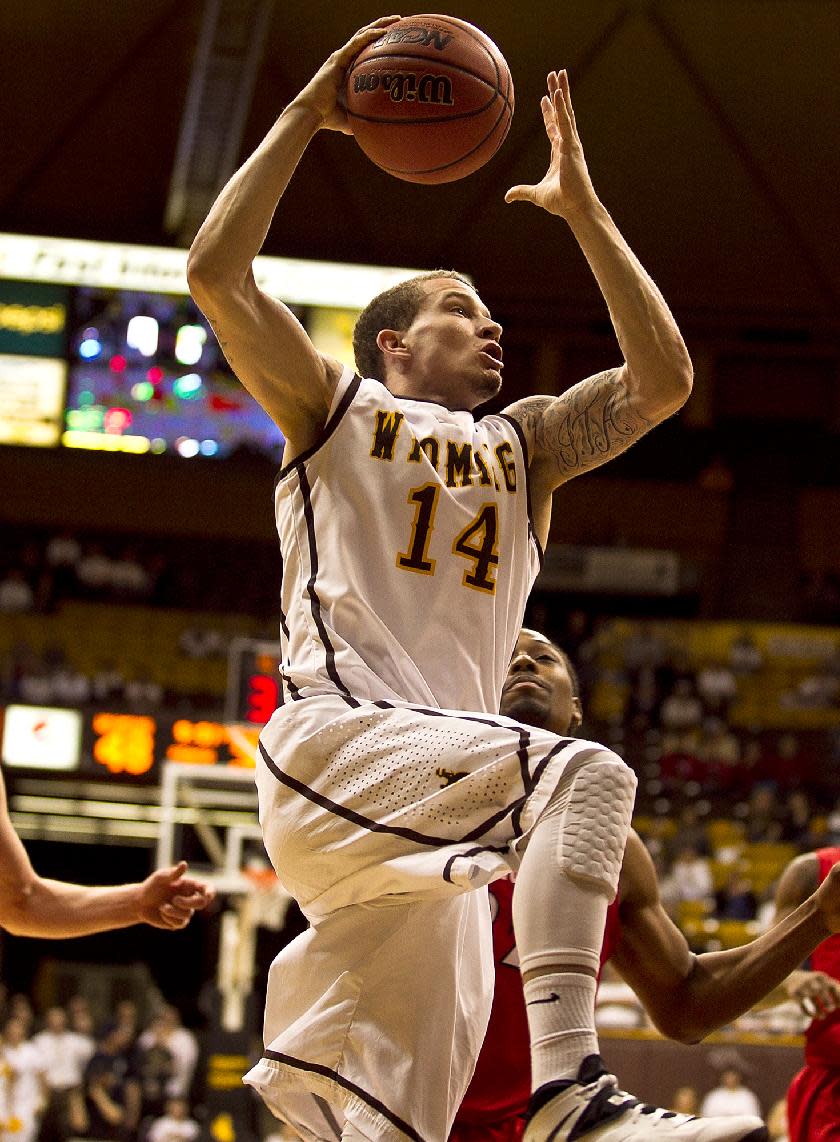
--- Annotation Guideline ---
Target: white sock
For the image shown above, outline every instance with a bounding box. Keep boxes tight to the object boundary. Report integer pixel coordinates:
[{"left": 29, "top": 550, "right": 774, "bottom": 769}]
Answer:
[{"left": 522, "top": 972, "right": 598, "bottom": 1088}]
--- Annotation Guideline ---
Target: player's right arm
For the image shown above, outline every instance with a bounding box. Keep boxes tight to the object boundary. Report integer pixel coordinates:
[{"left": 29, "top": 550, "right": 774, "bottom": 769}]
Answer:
[
  {"left": 611, "top": 832, "right": 840, "bottom": 1043},
  {"left": 186, "top": 16, "right": 400, "bottom": 460}
]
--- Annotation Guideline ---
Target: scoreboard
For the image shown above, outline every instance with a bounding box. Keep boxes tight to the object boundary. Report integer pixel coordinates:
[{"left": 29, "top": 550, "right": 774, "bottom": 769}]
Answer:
[
  {"left": 225, "top": 638, "right": 283, "bottom": 726},
  {"left": 1, "top": 704, "right": 260, "bottom": 782},
  {"left": 0, "top": 639, "right": 283, "bottom": 786}
]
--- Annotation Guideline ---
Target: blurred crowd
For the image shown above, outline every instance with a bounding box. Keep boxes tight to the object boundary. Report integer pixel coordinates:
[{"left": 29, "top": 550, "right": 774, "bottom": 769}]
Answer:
[
  {"left": 0, "top": 992, "right": 199, "bottom": 1142},
  {"left": 0, "top": 529, "right": 278, "bottom": 621}
]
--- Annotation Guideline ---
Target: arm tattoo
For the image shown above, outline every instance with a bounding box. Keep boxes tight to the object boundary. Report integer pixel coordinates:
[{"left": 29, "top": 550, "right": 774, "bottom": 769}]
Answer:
[
  {"left": 206, "top": 314, "right": 235, "bottom": 370},
  {"left": 522, "top": 369, "right": 652, "bottom": 480}
]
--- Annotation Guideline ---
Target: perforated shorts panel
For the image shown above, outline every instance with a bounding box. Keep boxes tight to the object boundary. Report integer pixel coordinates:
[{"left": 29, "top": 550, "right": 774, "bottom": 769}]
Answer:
[{"left": 256, "top": 693, "right": 604, "bottom": 919}]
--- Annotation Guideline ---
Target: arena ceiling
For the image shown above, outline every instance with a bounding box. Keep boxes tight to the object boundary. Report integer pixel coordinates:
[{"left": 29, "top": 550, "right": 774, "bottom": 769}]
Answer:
[{"left": 2, "top": 1, "right": 839, "bottom": 342}]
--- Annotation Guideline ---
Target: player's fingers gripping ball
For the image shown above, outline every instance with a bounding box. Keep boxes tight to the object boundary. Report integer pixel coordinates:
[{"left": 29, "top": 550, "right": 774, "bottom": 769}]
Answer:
[{"left": 345, "top": 13, "right": 514, "bottom": 183}]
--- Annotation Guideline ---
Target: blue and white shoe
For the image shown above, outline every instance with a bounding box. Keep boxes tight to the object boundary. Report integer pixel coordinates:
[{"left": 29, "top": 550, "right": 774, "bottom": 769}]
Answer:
[{"left": 523, "top": 1056, "right": 768, "bottom": 1142}]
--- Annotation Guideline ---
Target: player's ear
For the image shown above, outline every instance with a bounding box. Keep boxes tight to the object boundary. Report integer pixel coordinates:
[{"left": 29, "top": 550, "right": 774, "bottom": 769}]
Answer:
[
  {"left": 570, "top": 697, "right": 583, "bottom": 731},
  {"left": 377, "top": 328, "right": 410, "bottom": 359}
]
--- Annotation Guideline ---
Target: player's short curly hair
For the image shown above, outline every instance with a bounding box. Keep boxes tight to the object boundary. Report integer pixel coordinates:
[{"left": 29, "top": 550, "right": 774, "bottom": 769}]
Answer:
[{"left": 352, "top": 269, "right": 472, "bottom": 383}]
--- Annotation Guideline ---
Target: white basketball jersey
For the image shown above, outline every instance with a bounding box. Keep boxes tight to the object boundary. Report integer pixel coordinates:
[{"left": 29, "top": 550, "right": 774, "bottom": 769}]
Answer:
[{"left": 274, "top": 367, "right": 541, "bottom": 713}]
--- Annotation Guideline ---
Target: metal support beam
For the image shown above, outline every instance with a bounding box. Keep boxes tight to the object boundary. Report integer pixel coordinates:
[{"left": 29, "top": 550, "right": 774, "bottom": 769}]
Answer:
[{"left": 165, "top": 0, "right": 274, "bottom": 246}]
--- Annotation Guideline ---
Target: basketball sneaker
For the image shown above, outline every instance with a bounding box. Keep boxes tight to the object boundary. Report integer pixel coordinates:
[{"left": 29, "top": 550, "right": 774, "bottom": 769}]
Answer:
[{"left": 523, "top": 1056, "right": 768, "bottom": 1141}]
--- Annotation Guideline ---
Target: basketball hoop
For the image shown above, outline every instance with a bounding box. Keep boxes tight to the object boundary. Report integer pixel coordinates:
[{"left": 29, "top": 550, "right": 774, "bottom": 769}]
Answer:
[{"left": 242, "top": 864, "right": 279, "bottom": 892}]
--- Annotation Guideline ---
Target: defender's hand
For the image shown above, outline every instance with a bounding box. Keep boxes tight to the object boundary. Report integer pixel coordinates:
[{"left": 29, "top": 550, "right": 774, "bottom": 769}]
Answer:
[
  {"left": 136, "top": 861, "right": 215, "bottom": 930},
  {"left": 787, "top": 969, "right": 840, "bottom": 1019},
  {"left": 505, "top": 70, "right": 597, "bottom": 218},
  {"left": 291, "top": 16, "right": 401, "bottom": 134}
]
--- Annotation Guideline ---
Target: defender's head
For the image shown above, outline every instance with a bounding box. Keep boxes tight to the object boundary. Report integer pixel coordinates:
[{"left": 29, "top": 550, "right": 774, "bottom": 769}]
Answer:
[{"left": 500, "top": 628, "right": 582, "bottom": 736}]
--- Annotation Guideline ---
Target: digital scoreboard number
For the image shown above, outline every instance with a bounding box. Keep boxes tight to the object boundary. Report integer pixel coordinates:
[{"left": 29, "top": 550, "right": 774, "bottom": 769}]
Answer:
[{"left": 225, "top": 638, "right": 283, "bottom": 726}]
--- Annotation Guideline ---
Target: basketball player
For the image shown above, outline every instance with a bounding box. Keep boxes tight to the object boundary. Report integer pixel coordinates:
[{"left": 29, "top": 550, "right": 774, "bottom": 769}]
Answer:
[
  {"left": 771, "top": 847, "right": 840, "bottom": 1140},
  {"left": 0, "top": 768, "right": 212, "bottom": 936},
  {"left": 187, "top": 15, "right": 765, "bottom": 1142},
  {"left": 452, "top": 629, "right": 840, "bottom": 1141}
]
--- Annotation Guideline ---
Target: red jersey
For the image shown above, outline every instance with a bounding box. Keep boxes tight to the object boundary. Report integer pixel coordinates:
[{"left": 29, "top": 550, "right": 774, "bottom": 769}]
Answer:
[
  {"left": 804, "top": 847, "right": 840, "bottom": 1067},
  {"left": 454, "top": 877, "right": 622, "bottom": 1128},
  {"left": 786, "top": 847, "right": 840, "bottom": 1142}
]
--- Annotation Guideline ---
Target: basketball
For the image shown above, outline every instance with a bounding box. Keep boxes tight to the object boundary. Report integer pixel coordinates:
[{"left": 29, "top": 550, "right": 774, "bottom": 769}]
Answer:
[{"left": 345, "top": 13, "right": 514, "bottom": 184}]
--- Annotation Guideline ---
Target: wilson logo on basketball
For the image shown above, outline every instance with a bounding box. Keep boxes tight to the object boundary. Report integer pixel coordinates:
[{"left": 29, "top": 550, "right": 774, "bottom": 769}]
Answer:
[
  {"left": 353, "top": 71, "right": 454, "bottom": 106},
  {"left": 371, "top": 27, "right": 454, "bottom": 51}
]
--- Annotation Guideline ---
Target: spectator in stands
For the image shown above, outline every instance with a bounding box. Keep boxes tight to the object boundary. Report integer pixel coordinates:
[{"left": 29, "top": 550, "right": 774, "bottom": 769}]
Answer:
[
  {"left": 145, "top": 1097, "right": 199, "bottom": 1142},
  {"left": 75, "top": 544, "right": 115, "bottom": 598},
  {"left": 699, "top": 1057, "right": 762, "bottom": 1120},
  {"left": 19, "top": 544, "right": 52, "bottom": 612},
  {"left": 48, "top": 650, "right": 92, "bottom": 708},
  {"left": 697, "top": 717, "right": 743, "bottom": 793},
  {"left": 83, "top": 1025, "right": 141, "bottom": 1141},
  {"left": 1, "top": 1014, "right": 47, "bottom": 1142},
  {"left": 7, "top": 997, "right": 35, "bottom": 1038},
  {"left": 90, "top": 660, "right": 125, "bottom": 706},
  {"left": 670, "top": 1087, "right": 700, "bottom": 1116},
  {"left": 744, "top": 784, "right": 785, "bottom": 845},
  {"left": 728, "top": 630, "right": 764, "bottom": 677},
  {"left": 144, "top": 553, "right": 174, "bottom": 607},
  {"left": 134, "top": 1039, "right": 174, "bottom": 1123},
  {"left": 760, "top": 732, "right": 807, "bottom": 792},
  {"left": 696, "top": 660, "right": 738, "bottom": 718},
  {"left": 779, "top": 790, "right": 820, "bottom": 851},
  {"left": 109, "top": 545, "right": 152, "bottom": 601},
  {"left": 659, "top": 677, "right": 704, "bottom": 739},
  {"left": 673, "top": 804, "right": 711, "bottom": 857},
  {"left": 0, "top": 569, "right": 35, "bottom": 615},
  {"left": 124, "top": 670, "right": 164, "bottom": 713},
  {"left": 716, "top": 870, "right": 758, "bottom": 922},
  {"left": 625, "top": 664, "right": 661, "bottom": 733},
  {"left": 66, "top": 999, "right": 95, "bottom": 1041},
  {"left": 660, "top": 843, "right": 715, "bottom": 915},
  {"left": 44, "top": 530, "right": 82, "bottom": 592},
  {"left": 16, "top": 657, "right": 56, "bottom": 706},
  {"left": 824, "top": 796, "right": 840, "bottom": 846},
  {"left": 32, "top": 1006, "right": 93, "bottom": 1142},
  {"left": 178, "top": 626, "right": 226, "bottom": 660},
  {"left": 780, "top": 662, "right": 840, "bottom": 711},
  {"left": 112, "top": 1001, "right": 141, "bottom": 1055},
  {"left": 136, "top": 1007, "right": 197, "bottom": 1102},
  {"left": 658, "top": 733, "right": 708, "bottom": 797},
  {"left": 621, "top": 622, "right": 671, "bottom": 679}
]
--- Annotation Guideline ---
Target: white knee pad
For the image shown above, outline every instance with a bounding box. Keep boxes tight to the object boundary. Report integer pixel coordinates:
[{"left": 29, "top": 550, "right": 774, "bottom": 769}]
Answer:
[{"left": 550, "top": 750, "right": 636, "bottom": 899}]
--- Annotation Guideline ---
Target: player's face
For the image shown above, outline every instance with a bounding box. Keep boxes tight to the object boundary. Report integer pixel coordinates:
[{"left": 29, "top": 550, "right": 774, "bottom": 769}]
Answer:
[
  {"left": 400, "top": 278, "right": 503, "bottom": 408},
  {"left": 500, "top": 630, "right": 581, "bottom": 735}
]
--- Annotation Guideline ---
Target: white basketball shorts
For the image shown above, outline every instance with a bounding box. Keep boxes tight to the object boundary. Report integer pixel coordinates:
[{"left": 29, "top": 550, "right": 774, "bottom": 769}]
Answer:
[{"left": 244, "top": 693, "right": 608, "bottom": 1141}]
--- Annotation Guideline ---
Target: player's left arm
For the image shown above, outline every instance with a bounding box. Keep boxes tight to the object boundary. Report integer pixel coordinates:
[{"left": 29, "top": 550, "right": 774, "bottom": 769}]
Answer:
[
  {"left": 503, "top": 71, "right": 692, "bottom": 544},
  {"left": 611, "top": 832, "right": 837, "bottom": 1044},
  {"left": 0, "top": 769, "right": 213, "bottom": 937}
]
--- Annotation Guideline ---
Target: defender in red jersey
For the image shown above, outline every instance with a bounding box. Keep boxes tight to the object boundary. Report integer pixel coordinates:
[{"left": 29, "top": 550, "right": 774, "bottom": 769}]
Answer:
[
  {"left": 451, "top": 631, "right": 840, "bottom": 1141},
  {"left": 774, "top": 847, "right": 840, "bottom": 1141}
]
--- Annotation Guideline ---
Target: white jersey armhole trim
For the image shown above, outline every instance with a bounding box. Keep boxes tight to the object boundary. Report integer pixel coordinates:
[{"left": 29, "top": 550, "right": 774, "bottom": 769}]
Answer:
[{"left": 275, "top": 366, "right": 364, "bottom": 486}]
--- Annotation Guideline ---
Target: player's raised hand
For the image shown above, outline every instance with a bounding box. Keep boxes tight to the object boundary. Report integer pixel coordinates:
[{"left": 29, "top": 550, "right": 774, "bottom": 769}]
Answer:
[
  {"left": 136, "top": 861, "right": 215, "bottom": 930},
  {"left": 505, "top": 70, "right": 596, "bottom": 218},
  {"left": 293, "top": 16, "right": 401, "bottom": 133}
]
